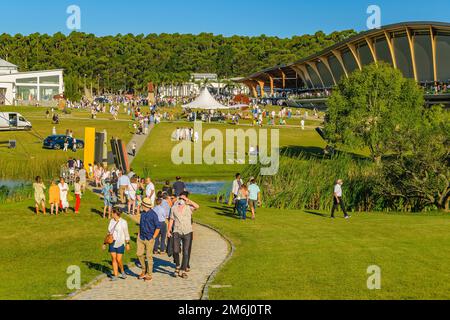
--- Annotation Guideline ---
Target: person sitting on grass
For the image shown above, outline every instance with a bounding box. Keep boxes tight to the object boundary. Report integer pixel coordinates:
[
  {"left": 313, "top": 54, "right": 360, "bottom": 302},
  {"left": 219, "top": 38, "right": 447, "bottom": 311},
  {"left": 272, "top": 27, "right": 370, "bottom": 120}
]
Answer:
[
  {"left": 48, "top": 180, "right": 60, "bottom": 216},
  {"left": 33, "top": 176, "right": 46, "bottom": 215}
]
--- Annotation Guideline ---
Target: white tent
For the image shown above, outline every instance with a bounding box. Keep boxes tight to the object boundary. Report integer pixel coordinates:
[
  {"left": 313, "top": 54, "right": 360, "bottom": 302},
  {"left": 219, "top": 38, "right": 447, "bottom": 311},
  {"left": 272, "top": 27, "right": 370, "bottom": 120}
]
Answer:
[{"left": 182, "top": 87, "right": 232, "bottom": 110}]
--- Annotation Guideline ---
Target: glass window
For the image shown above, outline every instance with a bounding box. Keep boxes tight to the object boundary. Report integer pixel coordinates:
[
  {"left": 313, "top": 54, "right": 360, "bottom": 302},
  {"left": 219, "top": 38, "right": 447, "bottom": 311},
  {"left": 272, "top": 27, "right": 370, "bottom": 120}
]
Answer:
[
  {"left": 39, "top": 75, "right": 60, "bottom": 85},
  {"left": 16, "top": 77, "right": 38, "bottom": 84},
  {"left": 16, "top": 86, "right": 38, "bottom": 101},
  {"left": 40, "top": 86, "right": 60, "bottom": 101}
]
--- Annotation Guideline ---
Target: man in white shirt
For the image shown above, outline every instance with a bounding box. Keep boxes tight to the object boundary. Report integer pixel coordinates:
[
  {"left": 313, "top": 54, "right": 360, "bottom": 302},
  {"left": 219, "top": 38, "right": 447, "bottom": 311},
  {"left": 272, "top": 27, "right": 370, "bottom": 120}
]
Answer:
[
  {"left": 118, "top": 171, "right": 131, "bottom": 204},
  {"left": 331, "top": 179, "right": 350, "bottom": 219},
  {"left": 231, "top": 173, "right": 243, "bottom": 215},
  {"left": 145, "top": 177, "right": 156, "bottom": 208}
]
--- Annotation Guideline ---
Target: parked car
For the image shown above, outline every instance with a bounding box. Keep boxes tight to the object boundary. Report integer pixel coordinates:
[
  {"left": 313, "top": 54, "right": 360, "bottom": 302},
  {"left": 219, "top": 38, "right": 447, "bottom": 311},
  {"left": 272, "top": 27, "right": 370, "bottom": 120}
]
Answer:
[
  {"left": 43, "top": 135, "right": 85, "bottom": 150},
  {"left": 0, "top": 112, "right": 32, "bottom": 131},
  {"left": 94, "top": 97, "right": 111, "bottom": 104}
]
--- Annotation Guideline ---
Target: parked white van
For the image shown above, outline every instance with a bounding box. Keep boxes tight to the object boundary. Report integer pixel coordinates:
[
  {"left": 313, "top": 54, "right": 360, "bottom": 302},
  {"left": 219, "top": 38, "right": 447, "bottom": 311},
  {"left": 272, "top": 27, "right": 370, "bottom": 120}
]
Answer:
[{"left": 0, "top": 112, "right": 32, "bottom": 131}]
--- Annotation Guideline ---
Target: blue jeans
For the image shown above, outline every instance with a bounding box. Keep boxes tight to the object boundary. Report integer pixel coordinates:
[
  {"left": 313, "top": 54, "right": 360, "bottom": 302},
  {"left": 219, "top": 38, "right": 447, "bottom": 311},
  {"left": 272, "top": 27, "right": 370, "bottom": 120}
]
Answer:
[
  {"left": 237, "top": 199, "right": 248, "bottom": 220},
  {"left": 154, "top": 221, "right": 167, "bottom": 252}
]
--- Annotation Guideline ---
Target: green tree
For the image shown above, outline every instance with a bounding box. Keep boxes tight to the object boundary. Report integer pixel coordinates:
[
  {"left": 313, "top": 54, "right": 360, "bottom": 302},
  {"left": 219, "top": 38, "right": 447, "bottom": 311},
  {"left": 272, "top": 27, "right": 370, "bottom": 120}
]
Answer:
[
  {"left": 324, "top": 63, "right": 425, "bottom": 163},
  {"left": 378, "top": 106, "right": 450, "bottom": 211}
]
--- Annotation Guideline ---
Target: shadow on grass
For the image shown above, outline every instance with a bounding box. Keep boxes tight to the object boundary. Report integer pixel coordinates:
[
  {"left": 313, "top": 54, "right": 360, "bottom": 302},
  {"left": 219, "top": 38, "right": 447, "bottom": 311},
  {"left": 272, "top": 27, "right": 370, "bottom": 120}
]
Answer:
[
  {"left": 280, "top": 145, "right": 370, "bottom": 162},
  {"left": 208, "top": 205, "right": 241, "bottom": 220},
  {"left": 90, "top": 208, "right": 104, "bottom": 218},
  {"left": 304, "top": 211, "right": 329, "bottom": 218}
]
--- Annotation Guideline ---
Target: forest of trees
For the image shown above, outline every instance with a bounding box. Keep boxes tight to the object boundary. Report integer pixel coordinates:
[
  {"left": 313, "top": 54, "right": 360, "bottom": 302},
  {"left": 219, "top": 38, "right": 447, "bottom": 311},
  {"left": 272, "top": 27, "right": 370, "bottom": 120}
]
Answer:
[{"left": 0, "top": 30, "right": 356, "bottom": 95}]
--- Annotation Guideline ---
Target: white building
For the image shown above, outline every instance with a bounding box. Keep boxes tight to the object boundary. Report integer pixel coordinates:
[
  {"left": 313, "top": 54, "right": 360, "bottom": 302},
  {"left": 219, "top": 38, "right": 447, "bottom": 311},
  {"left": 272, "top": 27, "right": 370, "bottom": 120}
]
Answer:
[
  {"left": 157, "top": 73, "right": 247, "bottom": 97},
  {"left": 0, "top": 58, "right": 64, "bottom": 106}
]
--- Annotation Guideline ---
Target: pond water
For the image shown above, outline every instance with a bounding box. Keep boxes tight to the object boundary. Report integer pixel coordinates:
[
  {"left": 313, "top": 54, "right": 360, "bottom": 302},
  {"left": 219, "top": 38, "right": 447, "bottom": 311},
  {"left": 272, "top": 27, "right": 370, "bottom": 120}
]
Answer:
[
  {"left": 0, "top": 180, "right": 28, "bottom": 190},
  {"left": 185, "top": 181, "right": 229, "bottom": 196}
]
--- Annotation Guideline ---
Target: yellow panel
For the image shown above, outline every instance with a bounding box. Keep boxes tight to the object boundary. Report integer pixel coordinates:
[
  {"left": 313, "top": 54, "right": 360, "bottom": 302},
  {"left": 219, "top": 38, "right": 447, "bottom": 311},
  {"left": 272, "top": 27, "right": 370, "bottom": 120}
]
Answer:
[{"left": 84, "top": 127, "right": 96, "bottom": 171}]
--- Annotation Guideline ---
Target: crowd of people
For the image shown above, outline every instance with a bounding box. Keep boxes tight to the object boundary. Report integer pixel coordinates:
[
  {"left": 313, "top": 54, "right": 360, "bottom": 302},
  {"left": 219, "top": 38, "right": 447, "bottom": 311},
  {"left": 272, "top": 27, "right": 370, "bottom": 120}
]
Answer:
[
  {"left": 32, "top": 163, "right": 202, "bottom": 282},
  {"left": 102, "top": 173, "right": 200, "bottom": 281},
  {"left": 172, "top": 127, "right": 199, "bottom": 142}
]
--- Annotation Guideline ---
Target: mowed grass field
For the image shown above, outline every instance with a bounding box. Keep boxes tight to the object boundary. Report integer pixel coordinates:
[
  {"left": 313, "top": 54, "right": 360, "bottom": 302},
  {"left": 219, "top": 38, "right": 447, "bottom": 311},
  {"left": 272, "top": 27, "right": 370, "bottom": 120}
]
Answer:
[
  {"left": 1, "top": 105, "right": 448, "bottom": 300},
  {"left": 133, "top": 122, "right": 326, "bottom": 181},
  {"left": 192, "top": 196, "right": 450, "bottom": 300},
  {"left": 0, "top": 190, "right": 139, "bottom": 300},
  {"left": 0, "top": 106, "right": 135, "bottom": 179}
]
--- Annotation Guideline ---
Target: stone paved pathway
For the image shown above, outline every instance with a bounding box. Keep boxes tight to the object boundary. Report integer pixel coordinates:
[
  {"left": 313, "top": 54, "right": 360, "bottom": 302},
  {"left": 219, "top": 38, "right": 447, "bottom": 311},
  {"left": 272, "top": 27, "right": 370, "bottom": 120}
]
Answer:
[
  {"left": 71, "top": 223, "right": 229, "bottom": 300},
  {"left": 126, "top": 123, "right": 154, "bottom": 164},
  {"left": 70, "top": 123, "right": 229, "bottom": 300}
]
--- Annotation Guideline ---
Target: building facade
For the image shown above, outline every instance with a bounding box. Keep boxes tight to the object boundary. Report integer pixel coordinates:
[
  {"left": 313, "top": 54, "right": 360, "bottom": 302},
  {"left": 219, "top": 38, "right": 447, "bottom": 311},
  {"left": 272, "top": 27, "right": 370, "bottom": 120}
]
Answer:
[
  {"left": 239, "top": 22, "right": 450, "bottom": 103},
  {"left": 0, "top": 59, "right": 64, "bottom": 106}
]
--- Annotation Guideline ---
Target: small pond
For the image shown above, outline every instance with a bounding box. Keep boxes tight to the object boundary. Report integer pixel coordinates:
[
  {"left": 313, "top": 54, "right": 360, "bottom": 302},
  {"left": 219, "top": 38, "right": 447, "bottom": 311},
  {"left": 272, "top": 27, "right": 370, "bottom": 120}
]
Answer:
[
  {"left": 185, "top": 181, "right": 229, "bottom": 196},
  {"left": 0, "top": 180, "right": 28, "bottom": 190}
]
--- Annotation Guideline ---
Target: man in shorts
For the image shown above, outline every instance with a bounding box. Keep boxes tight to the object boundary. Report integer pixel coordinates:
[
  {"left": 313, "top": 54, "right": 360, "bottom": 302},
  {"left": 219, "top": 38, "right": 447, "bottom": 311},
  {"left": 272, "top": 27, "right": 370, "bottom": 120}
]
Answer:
[{"left": 248, "top": 178, "right": 261, "bottom": 220}]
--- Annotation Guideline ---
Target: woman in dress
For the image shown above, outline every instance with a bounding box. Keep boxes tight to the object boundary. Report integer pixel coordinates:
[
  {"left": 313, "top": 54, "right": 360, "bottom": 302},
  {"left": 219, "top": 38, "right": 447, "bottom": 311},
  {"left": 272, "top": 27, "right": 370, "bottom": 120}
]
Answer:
[
  {"left": 48, "top": 180, "right": 60, "bottom": 216},
  {"left": 33, "top": 176, "right": 46, "bottom": 215},
  {"left": 102, "top": 180, "right": 113, "bottom": 219},
  {"left": 58, "top": 177, "right": 70, "bottom": 214},
  {"left": 94, "top": 164, "right": 101, "bottom": 188}
]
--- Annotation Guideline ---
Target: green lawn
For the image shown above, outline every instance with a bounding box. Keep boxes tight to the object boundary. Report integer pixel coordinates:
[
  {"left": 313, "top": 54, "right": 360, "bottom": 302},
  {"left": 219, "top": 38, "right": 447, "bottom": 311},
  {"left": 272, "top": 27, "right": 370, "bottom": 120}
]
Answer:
[
  {"left": 2, "top": 105, "right": 448, "bottom": 300},
  {"left": 0, "top": 106, "right": 135, "bottom": 180},
  {"left": 192, "top": 196, "right": 450, "bottom": 300},
  {"left": 0, "top": 190, "right": 138, "bottom": 300},
  {"left": 133, "top": 122, "right": 326, "bottom": 181}
]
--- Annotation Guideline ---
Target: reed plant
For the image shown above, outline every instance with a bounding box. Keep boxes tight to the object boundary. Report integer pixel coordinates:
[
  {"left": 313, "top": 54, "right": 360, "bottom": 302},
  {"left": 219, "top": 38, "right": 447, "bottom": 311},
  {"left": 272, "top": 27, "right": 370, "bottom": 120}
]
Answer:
[
  {"left": 243, "top": 151, "right": 431, "bottom": 213},
  {"left": 0, "top": 158, "right": 62, "bottom": 181}
]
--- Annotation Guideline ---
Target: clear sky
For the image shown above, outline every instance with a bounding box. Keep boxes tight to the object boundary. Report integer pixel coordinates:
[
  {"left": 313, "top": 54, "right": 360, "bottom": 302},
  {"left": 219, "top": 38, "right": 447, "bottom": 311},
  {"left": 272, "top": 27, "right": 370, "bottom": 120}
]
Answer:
[{"left": 1, "top": 0, "right": 449, "bottom": 37}]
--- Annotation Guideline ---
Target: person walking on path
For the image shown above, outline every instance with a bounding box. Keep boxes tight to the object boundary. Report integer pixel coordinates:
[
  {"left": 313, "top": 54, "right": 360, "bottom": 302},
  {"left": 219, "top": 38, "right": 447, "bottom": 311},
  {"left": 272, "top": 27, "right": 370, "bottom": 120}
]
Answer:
[
  {"left": 168, "top": 192, "right": 200, "bottom": 279},
  {"left": 153, "top": 198, "right": 170, "bottom": 255},
  {"left": 74, "top": 177, "right": 82, "bottom": 214},
  {"left": 78, "top": 167, "right": 87, "bottom": 193},
  {"left": 131, "top": 141, "right": 137, "bottom": 157},
  {"left": 231, "top": 173, "right": 243, "bottom": 215},
  {"left": 33, "top": 176, "right": 46, "bottom": 215},
  {"left": 127, "top": 177, "right": 138, "bottom": 215},
  {"left": 236, "top": 184, "right": 250, "bottom": 220},
  {"left": 162, "top": 181, "right": 173, "bottom": 196},
  {"left": 172, "top": 176, "right": 186, "bottom": 197},
  {"left": 117, "top": 171, "right": 131, "bottom": 204},
  {"left": 136, "top": 198, "right": 161, "bottom": 282},
  {"left": 145, "top": 177, "right": 156, "bottom": 208},
  {"left": 48, "top": 180, "right": 60, "bottom": 215},
  {"left": 58, "top": 177, "right": 70, "bottom": 214},
  {"left": 331, "top": 179, "right": 350, "bottom": 219},
  {"left": 102, "top": 180, "right": 114, "bottom": 219},
  {"left": 103, "top": 209, "right": 130, "bottom": 281},
  {"left": 248, "top": 178, "right": 261, "bottom": 220}
]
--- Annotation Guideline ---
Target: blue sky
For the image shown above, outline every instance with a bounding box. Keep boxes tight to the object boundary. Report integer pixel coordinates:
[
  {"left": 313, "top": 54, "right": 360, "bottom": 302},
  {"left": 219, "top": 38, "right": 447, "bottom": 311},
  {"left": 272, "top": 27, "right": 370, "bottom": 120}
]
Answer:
[{"left": 1, "top": 0, "right": 449, "bottom": 37}]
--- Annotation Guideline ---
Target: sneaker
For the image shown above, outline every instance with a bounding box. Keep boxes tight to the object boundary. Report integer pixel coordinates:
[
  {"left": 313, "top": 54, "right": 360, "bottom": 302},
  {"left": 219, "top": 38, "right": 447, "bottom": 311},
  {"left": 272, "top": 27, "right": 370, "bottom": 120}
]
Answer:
[
  {"left": 331, "top": 216, "right": 335, "bottom": 219},
  {"left": 119, "top": 273, "right": 127, "bottom": 280},
  {"left": 110, "top": 276, "right": 118, "bottom": 282},
  {"left": 345, "top": 215, "right": 351, "bottom": 219}
]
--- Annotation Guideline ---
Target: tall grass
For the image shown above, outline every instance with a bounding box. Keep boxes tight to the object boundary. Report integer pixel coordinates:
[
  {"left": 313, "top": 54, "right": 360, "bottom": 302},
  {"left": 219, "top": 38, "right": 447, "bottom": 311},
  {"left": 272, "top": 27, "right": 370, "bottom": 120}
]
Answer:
[
  {"left": 0, "top": 184, "right": 32, "bottom": 204},
  {"left": 0, "top": 158, "right": 62, "bottom": 181},
  {"left": 243, "top": 152, "right": 429, "bottom": 213}
]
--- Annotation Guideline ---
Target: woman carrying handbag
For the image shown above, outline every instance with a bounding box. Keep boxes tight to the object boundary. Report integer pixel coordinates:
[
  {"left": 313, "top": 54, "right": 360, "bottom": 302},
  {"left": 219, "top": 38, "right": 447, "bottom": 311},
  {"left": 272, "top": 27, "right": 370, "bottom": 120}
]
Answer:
[{"left": 103, "top": 208, "right": 131, "bottom": 281}]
